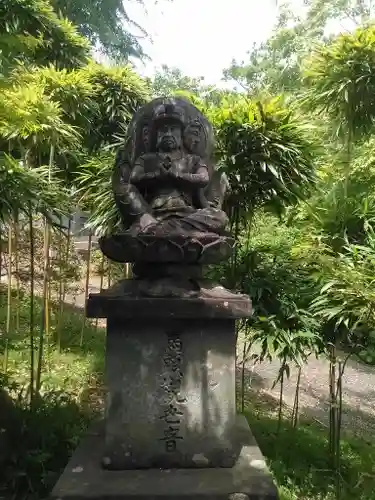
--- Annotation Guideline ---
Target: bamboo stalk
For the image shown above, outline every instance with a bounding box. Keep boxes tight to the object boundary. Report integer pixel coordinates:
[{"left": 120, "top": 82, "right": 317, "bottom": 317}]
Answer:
[
  {"left": 59, "top": 216, "right": 72, "bottom": 348},
  {"left": 80, "top": 231, "right": 92, "bottom": 347},
  {"left": 0, "top": 224, "right": 2, "bottom": 287},
  {"left": 336, "top": 359, "right": 343, "bottom": 499},
  {"left": 292, "top": 365, "right": 302, "bottom": 429},
  {"left": 4, "top": 224, "right": 12, "bottom": 372},
  {"left": 108, "top": 259, "right": 112, "bottom": 288},
  {"left": 241, "top": 340, "right": 247, "bottom": 413},
  {"left": 14, "top": 213, "right": 20, "bottom": 332},
  {"left": 57, "top": 218, "right": 63, "bottom": 351},
  {"left": 277, "top": 362, "right": 285, "bottom": 434},
  {"left": 36, "top": 217, "right": 50, "bottom": 394},
  {"left": 29, "top": 212, "right": 35, "bottom": 405},
  {"left": 36, "top": 144, "right": 54, "bottom": 394},
  {"left": 95, "top": 253, "right": 105, "bottom": 330},
  {"left": 329, "top": 343, "right": 337, "bottom": 469},
  {"left": 278, "top": 373, "right": 284, "bottom": 433}
]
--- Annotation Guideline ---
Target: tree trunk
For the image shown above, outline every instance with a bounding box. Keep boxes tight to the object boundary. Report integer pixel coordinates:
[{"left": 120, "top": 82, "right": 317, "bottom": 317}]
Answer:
[{"left": 56, "top": 217, "right": 63, "bottom": 350}]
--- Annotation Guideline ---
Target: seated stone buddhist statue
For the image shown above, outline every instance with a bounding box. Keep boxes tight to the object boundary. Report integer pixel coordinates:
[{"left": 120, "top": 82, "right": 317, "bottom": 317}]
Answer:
[{"left": 100, "top": 97, "right": 232, "bottom": 266}]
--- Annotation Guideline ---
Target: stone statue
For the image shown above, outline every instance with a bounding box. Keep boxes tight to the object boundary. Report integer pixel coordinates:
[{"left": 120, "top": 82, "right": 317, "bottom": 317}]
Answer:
[
  {"left": 99, "top": 97, "right": 235, "bottom": 296},
  {"left": 111, "top": 99, "right": 229, "bottom": 238}
]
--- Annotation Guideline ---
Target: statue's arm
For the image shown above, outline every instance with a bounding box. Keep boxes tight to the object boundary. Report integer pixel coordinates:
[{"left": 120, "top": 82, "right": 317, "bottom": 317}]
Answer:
[
  {"left": 204, "top": 170, "right": 230, "bottom": 209},
  {"left": 112, "top": 149, "right": 153, "bottom": 228},
  {"left": 171, "top": 158, "right": 209, "bottom": 188}
]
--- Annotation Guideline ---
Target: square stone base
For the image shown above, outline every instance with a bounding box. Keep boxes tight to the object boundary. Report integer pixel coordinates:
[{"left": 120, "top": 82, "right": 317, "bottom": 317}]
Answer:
[{"left": 51, "top": 416, "right": 279, "bottom": 500}]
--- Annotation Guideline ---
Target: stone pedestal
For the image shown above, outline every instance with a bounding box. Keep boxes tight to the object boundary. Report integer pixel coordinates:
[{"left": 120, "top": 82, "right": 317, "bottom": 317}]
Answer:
[
  {"left": 51, "top": 416, "right": 279, "bottom": 500},
  {"left": 86, "top": 280, "right": 251, "bottom": 470},
  {"left": 50, "top": 279, "right": 279, "bottom": 499}
]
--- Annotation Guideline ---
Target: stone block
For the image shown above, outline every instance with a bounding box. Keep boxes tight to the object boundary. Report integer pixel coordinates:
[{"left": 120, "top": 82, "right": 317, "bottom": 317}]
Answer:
[
  {"left": 103, "top": 317, "right": 238, "bottom": 469},
  {"left": 51, "top": 416, "right": 279, "bottom": 500}
]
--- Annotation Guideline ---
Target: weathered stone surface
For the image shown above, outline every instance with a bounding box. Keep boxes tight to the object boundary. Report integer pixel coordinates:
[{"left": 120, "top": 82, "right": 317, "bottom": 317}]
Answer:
[
  {"left": 104, "top": 97, "right": 232, "bottom": 267},
  {"left": 51, "top": 416, "right": 279, "bottom": 500},
  {"left": 99, "top": 233, "right": 235, "bottom": 265},
  {"left": 86, "top": 280, "right": 252, "bottom": 318},
  {"left": 103, "top": 317, "right": 238, "bottom": 469}
]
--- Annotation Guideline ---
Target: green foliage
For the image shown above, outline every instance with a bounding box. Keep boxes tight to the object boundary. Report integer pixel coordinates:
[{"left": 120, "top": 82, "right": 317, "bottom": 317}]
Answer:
[
  {"left": 310, "top": 232, "right": 375, "bottom": 346},
  {"left": 0, "top": 155, "right": 69, "bottom": 223},
  {"left": 51, "top": 0, "right": 148, "bottom": 61},
  {"left": 245, "top": 392, "right": 375, "bottom": 499},
  {"left": 242, "top": 217, "right": 319, "bottom": 325},
  {"left": 80, "top": 63, "right": 149, "bottom": 151},
  {"left": 8, "top": 63, "right": 149, "bottom": 147},
  {"left": 224, "top": 4, "right": 312, "bottom": 94},
  {"left": 209, "top": 97, "right": 317, "bottom": 219},
  {"left": 0, "top": 0, "right": 90, "bottom": 76},
  {"left": 149, "top": 65, "right": 210, "bottom": 97},
  {"left": 76, "top": 151, "right": 119, "bottom": 234},
  {"left": 0, "top": 81, "right": 81, "bottom": 154},
  {"left": 9, "top": 65, "right": 97, "bottom": 133},
  {"left": 0, "top": 290, "right": 105, "bottom": 499},
  {"left": 224, "top": 0, "right": 374, "bottom": 95},
  {"left": 303, "top": 25, "right": 375, "bottom": 141},
  {"left": 0, "top": 379, "right": 90, "bottom": 499},
  {"left": 0, "top": 62, "right": 148, "bottom": 186}
]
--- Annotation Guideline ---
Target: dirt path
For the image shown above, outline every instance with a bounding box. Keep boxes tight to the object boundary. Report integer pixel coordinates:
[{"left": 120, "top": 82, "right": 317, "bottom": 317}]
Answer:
[{"left": 244, "top": 352, "right": 375, "bottom": 439}]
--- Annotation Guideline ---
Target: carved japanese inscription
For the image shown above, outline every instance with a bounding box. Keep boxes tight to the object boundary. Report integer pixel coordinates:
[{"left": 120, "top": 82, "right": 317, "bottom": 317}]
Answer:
[{"left": 159, "top": 331, "right": 186, "bottom": 452}]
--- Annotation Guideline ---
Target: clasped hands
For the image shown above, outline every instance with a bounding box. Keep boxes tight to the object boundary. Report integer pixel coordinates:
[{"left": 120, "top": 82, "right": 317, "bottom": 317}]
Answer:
[{"left": 158, "top": 161, "right": 182, "bottom": 179}]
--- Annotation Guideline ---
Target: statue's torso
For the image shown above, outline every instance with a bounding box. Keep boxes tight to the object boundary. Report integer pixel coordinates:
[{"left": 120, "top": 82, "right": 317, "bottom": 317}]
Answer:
[{"left": 135, "top": 152, "right": 200, "bottom": 215}]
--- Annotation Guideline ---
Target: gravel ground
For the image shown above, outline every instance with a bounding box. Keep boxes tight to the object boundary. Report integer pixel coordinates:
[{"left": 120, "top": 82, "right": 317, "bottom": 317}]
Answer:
[{"left": 242, "top": 351, "right": 375, "bottom": 439}]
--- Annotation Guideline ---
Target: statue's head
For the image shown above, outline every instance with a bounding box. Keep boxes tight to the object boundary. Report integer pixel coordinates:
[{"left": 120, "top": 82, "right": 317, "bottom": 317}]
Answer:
[
  {"left": 184, "top": 119, "right": 202, "bottom": 154},
  {"left": 153, "top": 101, "right": 185, "bottom": 152}
]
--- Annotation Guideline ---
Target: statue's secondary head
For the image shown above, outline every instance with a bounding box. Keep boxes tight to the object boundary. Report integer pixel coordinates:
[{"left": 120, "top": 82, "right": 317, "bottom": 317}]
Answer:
[{"left": 153, "top": 101, "right": 185, "bottom": 153}]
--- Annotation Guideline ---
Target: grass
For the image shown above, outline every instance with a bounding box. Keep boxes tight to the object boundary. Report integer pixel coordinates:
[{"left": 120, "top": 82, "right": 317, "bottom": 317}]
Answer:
[
  {"left": 0, "top": 288, "right": 105, "bottom": 499},
  {"left": 0, "top": 288, "right": 374, "bottom": 500},
  {"left": 244, "top": 391, "right": 375, "bottom": 500}
]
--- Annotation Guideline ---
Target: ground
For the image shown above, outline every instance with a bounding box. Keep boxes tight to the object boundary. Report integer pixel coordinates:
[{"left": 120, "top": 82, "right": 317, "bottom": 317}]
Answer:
[{"left": 248, "top": 351, "right": 375, "bottom": 440}]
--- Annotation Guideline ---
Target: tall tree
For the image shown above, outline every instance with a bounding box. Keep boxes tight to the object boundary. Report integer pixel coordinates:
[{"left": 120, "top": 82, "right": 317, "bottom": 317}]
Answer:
[
  {"left": 148, "top": 64, "right": 237, "bottom": 106},
  {"left": 0, "top": 0, "right": 89, "bottom": 76},
  {"left": 149, "top": 65, "right": 207, "bottom": 96},
  {"left": 51, "top": 0, "right": 153, "bottom": 61},
  {"left": 303, "top": 24, "right": 375, "bottom": 145},
  {"left": 224, "top": 0, "right": 374, "bottom": 94}
]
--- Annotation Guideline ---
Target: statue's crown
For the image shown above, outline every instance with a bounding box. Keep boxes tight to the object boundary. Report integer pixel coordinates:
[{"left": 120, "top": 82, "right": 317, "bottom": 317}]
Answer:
[{"left": 153, "top": 100, "right": 185, "bottom": 125}]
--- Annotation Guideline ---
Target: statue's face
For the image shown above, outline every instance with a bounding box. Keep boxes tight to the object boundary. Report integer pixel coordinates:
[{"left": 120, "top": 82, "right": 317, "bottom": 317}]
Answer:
[
  {"left": 156, "top": 121, "right": 182, "bottom": 152},
  {"left": 184, "top": 124, "right": 201, "bottom": 153}
]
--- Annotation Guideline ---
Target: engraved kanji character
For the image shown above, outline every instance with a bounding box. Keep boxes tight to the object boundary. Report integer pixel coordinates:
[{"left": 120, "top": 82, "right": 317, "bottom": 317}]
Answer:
[{"left": 160, "top": 404, "right": 183, "bottom": 422}]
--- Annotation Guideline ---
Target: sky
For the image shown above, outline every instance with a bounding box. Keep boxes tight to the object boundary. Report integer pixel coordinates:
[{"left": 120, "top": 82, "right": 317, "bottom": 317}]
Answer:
[{"left": 125, "top": 0, "right": 303, "bottom": 86}]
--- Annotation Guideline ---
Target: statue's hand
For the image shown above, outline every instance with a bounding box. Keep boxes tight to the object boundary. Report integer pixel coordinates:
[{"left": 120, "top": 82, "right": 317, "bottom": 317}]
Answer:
[
  {"left": 159, "top": 164, "right": 169, "bottom": 178},
  {"left": 129, "top": 213, "right": 157, "bottom": 236},
  {"left": 167, "top": 163, "right": 181, "bottom": 179}
]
